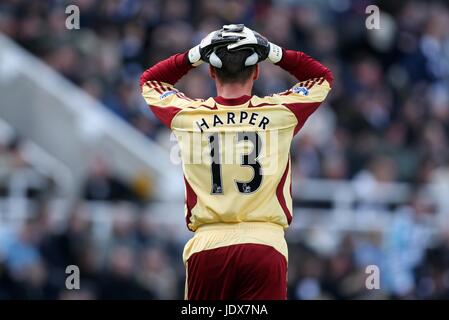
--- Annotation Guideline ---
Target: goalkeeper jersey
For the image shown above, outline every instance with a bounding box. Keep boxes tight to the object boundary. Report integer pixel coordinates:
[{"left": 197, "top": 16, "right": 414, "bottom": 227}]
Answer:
[{"left": 140, "top": 49, "right": 333, "bottom": 232}]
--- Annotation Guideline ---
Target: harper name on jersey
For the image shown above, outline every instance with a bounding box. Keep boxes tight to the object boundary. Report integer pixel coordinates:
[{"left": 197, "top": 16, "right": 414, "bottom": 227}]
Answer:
[{"left": 196, "top": 111, "right": 270, "bottom": 132}]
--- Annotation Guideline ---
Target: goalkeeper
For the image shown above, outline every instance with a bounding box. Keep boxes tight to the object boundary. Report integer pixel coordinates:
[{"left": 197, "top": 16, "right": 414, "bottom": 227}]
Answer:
[{"left": 140, "top": 25, "right": 333, "bottom": 300}]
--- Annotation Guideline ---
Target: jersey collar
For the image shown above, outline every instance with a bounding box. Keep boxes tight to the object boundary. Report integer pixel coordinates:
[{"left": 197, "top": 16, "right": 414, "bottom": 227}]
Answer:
[{"left": 213, "top": 95, "right": 252, "bottom": 106}]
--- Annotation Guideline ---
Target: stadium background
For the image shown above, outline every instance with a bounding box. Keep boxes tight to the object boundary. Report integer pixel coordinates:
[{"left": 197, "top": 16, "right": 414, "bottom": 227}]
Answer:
[{"left": 1, "top": 0, "right": 449, "bottom": 299}]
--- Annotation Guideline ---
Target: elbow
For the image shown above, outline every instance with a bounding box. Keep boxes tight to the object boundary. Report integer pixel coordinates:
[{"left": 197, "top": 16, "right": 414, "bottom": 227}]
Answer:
[
  {"left": 325, "top": 69, "right": 334, "bottom": 88},
  {"left": 139, "top": 70, "right": 150, "bottom": 88}
]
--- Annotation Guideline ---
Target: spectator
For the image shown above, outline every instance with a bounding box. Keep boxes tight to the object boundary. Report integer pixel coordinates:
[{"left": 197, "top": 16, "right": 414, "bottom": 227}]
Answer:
[{"left": 83, "top": 155, "right": 137, "bottom": 202}]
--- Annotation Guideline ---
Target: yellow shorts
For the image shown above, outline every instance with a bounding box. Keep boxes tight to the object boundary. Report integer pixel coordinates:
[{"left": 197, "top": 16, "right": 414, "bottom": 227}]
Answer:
[{"left": 182, "top": 221, "right": 288, "bottom": 264}]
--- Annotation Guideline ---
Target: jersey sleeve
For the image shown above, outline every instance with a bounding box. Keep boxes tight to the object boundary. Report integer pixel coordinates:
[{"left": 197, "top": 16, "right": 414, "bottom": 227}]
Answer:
[
  {"left": 263, "top": 50, "right": 334, "bottom": 135},
  {"left": 140, "top": 52, "right": 196, "bottom": 128}
]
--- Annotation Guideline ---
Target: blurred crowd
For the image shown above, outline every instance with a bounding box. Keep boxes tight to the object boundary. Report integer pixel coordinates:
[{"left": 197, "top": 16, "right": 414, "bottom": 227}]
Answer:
[
  {"left": 0, "top": 131, "right": 447, "bottom": 299},
  {"left": 0, "top": 202, "right": 183, "bottom": 299},
  {"left": 1, "top": 0, "right": 449, "bottom": 299},
  {"left": 1, "top": 189, "right": 448, "bottom": 299}
]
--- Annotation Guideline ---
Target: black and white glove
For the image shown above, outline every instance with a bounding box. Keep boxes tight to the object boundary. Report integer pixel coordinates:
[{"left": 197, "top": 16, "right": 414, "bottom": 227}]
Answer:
[
  {"left": 188, "top": 29, "right": 240, "bottom": 67},
  {"left": 223, "top": 26, "right": 283, "bottom": 65}
]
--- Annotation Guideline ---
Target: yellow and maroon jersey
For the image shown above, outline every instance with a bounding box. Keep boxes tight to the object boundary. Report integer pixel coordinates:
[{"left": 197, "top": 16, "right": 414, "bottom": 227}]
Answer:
[{"left": 140, "top": 50, "right": 333, "bottom": 232}]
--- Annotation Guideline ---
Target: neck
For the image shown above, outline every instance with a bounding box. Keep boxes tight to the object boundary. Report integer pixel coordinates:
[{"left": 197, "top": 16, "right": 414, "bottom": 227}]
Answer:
[{"left": 216, "top": 82, "right": 253, "bottom": 99}]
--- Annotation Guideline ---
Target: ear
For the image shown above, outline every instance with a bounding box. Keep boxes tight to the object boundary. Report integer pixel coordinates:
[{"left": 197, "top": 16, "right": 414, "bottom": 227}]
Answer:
[
  {"left": 209, "top": 65, "right": 216, "bottom": 80},
  {"left": 253, "top": 64, "right": 259, "bottom": 81}
]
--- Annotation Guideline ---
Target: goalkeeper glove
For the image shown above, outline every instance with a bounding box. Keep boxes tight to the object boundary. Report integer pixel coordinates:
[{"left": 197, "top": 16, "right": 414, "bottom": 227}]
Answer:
[
  {"left": 223, "top": 26, "right": 283, "bottom": 65},
  {"left": 188, "top": 29, "right": 240, "bottom": 68}
]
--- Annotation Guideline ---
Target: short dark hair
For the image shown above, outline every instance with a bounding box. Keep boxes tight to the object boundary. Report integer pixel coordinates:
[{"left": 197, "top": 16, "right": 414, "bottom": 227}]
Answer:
[{"left": 212, "top": 47, "right": 256, "bottom": 84}]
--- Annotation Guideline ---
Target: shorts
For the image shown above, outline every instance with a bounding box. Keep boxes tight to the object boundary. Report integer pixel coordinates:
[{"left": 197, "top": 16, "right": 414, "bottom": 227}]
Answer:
[{"left": 183, "top": 222, "right": 288, "bottom": 300}]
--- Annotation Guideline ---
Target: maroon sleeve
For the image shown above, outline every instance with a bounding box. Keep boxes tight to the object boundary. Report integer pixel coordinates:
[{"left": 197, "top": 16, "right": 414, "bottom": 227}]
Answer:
[
  {"left": 140, "top": 51, "right": 193, "bottom": 87},
  {"left": 275, "top": 50, "right": 333, "bottom": 136},
  {"left": 276, "top": 49, "right": 334, "bottom": 87}
]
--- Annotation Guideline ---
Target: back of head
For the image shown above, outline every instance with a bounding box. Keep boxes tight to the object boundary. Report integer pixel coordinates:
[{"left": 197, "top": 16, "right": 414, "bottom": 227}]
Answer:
[{"left": 212, "top": 47, "right": 256, "bottom": 84}]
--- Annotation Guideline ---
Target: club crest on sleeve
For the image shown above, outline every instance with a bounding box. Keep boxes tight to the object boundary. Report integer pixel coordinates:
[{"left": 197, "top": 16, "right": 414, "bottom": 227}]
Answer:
[
  {"left": 160, "top": 90, "right": 177, "bottom": 99},
  {"left": 292, "top": 86, "right": 309, "bottom": 96}
]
